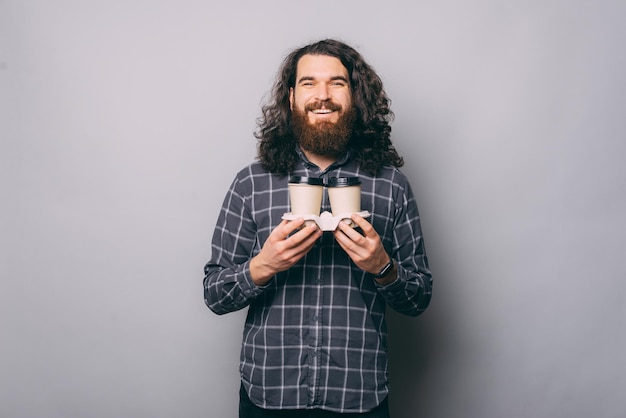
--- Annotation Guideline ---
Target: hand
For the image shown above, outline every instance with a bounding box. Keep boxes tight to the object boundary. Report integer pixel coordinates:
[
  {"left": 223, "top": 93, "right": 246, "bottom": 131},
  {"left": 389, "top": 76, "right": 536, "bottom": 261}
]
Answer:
[
  {"left": 250, "top": 218, "right": 322, "bottom": 285},
  {"left": 333, "top": 214, "right": 396, "bottom": 284}
]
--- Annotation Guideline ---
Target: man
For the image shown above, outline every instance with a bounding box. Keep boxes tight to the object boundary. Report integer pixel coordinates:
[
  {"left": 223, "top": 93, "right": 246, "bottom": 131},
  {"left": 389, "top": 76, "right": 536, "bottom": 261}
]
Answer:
[{"left": 204, "top": 39, "right": 432, "bottom": 417}]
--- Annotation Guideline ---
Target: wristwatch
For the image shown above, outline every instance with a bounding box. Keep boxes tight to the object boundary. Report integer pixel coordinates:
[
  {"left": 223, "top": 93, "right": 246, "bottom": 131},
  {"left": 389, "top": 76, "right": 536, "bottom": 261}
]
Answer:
[{"left": 373, "top": 259, "right": 393, "bottom": 279}]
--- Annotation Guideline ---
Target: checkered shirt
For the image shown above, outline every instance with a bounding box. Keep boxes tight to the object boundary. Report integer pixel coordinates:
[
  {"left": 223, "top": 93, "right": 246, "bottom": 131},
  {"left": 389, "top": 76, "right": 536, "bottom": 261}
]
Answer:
[{"left": 203, "top": 149, "right": 432, "bottom": 413}]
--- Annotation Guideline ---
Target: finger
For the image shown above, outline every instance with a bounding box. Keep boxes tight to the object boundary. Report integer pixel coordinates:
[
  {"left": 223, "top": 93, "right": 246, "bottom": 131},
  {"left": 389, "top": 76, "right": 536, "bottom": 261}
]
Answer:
[
  {"left": 333, "top": 230, "right": 369, "bottom": 267},
  {"left": 275, "top": 218, "right": 305, "bottom": 239},
  {"left": 289, "top": 222, "right": 321, "bottom": 246},
  {"left": 333, "top": 225, "right": 365, "bottom": 255},
  {"left": 332, "top": 229, "right": 351, "bottom": 252},
  {"left": 350, "top": 214, "right": 376, "bottom": 237},
  {"left": 336, "top": 218, "right": 365, "bottom": 242},
  {"left": 293, "top": 234, "right": 321, "bottom": 257},
  {"left": 280, "top": 225, "right": 321, "bottom": 266}
]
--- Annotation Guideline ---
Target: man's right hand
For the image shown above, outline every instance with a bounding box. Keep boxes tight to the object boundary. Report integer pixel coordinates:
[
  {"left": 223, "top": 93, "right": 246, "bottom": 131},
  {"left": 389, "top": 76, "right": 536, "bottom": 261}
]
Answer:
[{"left": 249, "top": 218, "right": 322, "bottom": 286}]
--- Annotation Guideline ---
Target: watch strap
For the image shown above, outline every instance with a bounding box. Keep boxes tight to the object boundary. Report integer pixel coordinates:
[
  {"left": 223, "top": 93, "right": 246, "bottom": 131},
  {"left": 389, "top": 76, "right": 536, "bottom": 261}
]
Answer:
[{"left": 373, "top": 259, "right": 393, "bottom": 279}]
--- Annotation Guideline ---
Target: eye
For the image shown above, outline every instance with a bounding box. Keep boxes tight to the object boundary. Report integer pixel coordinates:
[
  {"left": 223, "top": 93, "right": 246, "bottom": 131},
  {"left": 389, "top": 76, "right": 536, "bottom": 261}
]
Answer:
[{"left": 330, "top": 79, "right": 348, "bottom": 87}]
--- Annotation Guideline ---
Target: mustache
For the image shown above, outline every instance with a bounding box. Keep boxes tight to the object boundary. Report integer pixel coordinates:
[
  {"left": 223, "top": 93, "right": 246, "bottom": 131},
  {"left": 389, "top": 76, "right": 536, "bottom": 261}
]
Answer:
[{"left": 304, "top": 100, "right": 342, "bottom": 112}]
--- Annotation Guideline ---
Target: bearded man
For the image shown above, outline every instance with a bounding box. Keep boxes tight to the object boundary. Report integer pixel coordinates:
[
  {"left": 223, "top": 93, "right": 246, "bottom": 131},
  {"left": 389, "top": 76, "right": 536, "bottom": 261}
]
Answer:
[{"left": 203, "top": 39, "right": 433, "bottom": 418}]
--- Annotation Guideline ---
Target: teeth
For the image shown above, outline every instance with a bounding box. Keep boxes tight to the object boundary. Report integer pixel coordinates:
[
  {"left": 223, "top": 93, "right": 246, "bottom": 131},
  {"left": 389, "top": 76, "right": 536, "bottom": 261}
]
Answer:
[{"left": 312, "top": 109, "right": 333, "bottom": 114}]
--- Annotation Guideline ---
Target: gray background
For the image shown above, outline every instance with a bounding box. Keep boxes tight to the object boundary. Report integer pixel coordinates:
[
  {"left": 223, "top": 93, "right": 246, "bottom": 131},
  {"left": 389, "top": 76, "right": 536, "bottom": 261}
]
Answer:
[{"left": 2, "top": 1, "right": 625, "bottom": 417}]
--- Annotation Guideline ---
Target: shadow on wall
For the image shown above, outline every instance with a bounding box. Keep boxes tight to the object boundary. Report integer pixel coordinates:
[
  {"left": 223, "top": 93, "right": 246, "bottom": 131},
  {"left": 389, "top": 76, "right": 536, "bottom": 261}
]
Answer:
[
  {"left": 387, "top": 309, "right": 437, "bottom": 416},
  {"left": 386, "top": 260, "right": 456, "bottom": 417}
]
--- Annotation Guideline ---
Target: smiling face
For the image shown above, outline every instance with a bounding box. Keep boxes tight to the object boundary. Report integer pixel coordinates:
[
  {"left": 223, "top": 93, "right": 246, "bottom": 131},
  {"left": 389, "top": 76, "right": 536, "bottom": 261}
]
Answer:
[
  {"left": 289, "top": 54, "right": 355, "bottom": 160},
  {"left": 289, "top": 54, "right": 352, "bottom": 125}
]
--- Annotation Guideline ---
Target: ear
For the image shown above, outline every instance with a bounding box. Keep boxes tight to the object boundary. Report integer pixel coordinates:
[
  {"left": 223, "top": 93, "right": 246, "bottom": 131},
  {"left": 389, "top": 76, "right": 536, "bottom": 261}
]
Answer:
[{"left": 289, "top": 87, "right": 294, "bottom": 110}]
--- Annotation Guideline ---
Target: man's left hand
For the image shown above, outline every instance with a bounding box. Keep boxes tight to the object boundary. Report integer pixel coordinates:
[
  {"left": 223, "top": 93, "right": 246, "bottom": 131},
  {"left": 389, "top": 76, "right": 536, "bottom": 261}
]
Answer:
[{"left": 332, "top": 213, "right": 396, "bottom": 284}]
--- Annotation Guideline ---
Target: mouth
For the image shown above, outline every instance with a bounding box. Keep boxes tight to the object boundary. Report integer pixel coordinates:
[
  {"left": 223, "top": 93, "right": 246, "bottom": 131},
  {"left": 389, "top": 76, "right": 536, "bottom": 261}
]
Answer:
[
  {"left": 306, "top": 101, "right": 341, "bottom": 114},
  {"left": 306, "top": 102, "right": 342, "bottom": 120},
  {"left": 310, "top": 108, "right": 335, "bottom": 115}
]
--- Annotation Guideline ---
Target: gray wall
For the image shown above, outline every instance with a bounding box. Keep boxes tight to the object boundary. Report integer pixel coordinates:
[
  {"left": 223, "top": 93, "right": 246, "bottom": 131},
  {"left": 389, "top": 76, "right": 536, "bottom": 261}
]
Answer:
[{"left": 2, "top": 1, "right": 625, "bottom": 417}]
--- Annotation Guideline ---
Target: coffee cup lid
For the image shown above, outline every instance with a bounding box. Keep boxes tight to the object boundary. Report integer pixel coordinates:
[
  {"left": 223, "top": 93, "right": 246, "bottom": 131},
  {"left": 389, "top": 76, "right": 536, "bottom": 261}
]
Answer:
[
  {"left": 327, "top": 177, "right": 361, "bottom": 187},
  {"left": 288, "top": 176, "right": 324, "bottom": 186}
]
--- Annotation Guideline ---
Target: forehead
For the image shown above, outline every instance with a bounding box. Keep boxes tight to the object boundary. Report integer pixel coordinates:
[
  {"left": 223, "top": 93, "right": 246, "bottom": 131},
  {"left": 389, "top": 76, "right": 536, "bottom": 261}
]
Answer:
[{"left": 295, "top": 54, "right": 349, "bottom": 81}]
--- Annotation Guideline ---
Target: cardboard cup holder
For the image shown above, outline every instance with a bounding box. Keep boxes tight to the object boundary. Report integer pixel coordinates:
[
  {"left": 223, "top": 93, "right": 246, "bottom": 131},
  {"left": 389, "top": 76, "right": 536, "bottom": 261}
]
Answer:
[{"left": 282, "top": 210, "right": 370, "bottom": 231}]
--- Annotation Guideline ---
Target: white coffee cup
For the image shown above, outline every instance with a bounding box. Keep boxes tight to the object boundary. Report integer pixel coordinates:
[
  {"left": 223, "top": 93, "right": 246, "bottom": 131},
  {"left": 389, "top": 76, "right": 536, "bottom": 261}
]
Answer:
[
  {"left": 327, "top": 177, "right": 361, "bottom": 218},
  {"left": 288, "top": 176, "right": 324, "bottom": 217}
]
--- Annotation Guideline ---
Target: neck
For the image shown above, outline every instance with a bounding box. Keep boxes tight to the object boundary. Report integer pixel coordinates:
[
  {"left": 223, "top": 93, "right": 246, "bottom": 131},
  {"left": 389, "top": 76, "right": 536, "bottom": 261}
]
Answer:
[{"left": 302, "top": 150, "right": 337, "bottom": 172}]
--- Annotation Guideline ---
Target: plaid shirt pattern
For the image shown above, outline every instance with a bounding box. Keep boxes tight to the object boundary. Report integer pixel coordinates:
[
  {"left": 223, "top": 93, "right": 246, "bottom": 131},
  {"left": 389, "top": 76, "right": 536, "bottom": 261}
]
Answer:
[{"left": 204, "top": 149, "right": 432, "bottom": 413}]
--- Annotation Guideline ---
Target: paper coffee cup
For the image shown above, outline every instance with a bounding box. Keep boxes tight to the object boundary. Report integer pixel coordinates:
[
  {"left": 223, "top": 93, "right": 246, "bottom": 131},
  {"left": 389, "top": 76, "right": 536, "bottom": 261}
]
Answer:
[
  {"left": 288, "top": 176, "right": 324, "bottom": 216},
  {"left": 327, "top": 177, "right": 361, "bottom": 216}
]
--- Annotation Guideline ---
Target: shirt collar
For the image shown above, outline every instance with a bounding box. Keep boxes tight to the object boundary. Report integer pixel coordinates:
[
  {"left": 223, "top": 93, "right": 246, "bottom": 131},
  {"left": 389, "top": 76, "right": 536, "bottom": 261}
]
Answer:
[{"left": 295, "top": 144, "right": 352, "bottom": 172}]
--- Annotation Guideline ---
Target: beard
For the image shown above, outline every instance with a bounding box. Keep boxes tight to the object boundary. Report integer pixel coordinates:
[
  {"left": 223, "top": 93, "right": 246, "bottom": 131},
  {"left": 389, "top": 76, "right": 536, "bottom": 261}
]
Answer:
[{"left": 291, "top": 102, "right": 356, "bottom": 158}]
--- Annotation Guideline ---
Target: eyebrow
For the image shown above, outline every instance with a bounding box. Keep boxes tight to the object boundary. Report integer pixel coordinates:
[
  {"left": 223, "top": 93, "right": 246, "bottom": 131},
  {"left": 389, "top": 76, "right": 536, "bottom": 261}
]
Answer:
[{"left": 297, "top": 75, "right": 349, "bottom": 84}]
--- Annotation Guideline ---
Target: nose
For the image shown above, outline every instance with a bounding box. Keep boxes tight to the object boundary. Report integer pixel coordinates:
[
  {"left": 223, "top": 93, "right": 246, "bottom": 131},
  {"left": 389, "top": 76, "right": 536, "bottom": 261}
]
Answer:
[{"left": 315, "top": 83, "right": 330, "bottom": 101}]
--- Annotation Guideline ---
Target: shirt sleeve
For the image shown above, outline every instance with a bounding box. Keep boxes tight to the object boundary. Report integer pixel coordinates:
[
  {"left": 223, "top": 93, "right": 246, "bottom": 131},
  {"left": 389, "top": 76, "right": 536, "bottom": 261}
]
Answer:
[
  {"left": 375, "top": 176, "right": 433, "bottom": 317},
  {"left": 203, "top": 173, "right": 265, "bottom": 315}
]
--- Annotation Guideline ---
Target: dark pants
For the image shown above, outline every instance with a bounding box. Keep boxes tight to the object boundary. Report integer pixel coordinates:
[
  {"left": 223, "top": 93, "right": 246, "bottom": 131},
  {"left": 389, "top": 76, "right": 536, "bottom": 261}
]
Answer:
[{"left": 239, "top": 385, "right": 391, "bottom": 418}]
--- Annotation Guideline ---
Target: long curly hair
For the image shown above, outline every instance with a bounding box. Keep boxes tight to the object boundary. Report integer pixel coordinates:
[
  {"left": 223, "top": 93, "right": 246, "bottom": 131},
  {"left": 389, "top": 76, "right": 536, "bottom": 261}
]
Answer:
[{"left": 256, "top": 39, "right": 404, "bottom": 175}]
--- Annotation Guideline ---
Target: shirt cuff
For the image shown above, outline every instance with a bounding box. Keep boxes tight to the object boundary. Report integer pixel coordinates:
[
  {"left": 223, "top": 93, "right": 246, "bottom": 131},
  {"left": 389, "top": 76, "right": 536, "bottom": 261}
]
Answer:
[{"left": 240, "top": 261, "right": 269, "bottom": 297}]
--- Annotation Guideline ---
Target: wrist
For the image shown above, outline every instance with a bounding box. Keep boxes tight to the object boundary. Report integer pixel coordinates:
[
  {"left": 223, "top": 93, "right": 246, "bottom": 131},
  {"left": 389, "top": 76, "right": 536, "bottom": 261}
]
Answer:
[
  {"left": 249, "top": 255, "right": 274, "bottom": 286},
  {"left": 372, "top": 257, "right": 397, "bottom": 286},
  {"left": 373, "top": 258, "right": 393, "bottom": 279}
]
